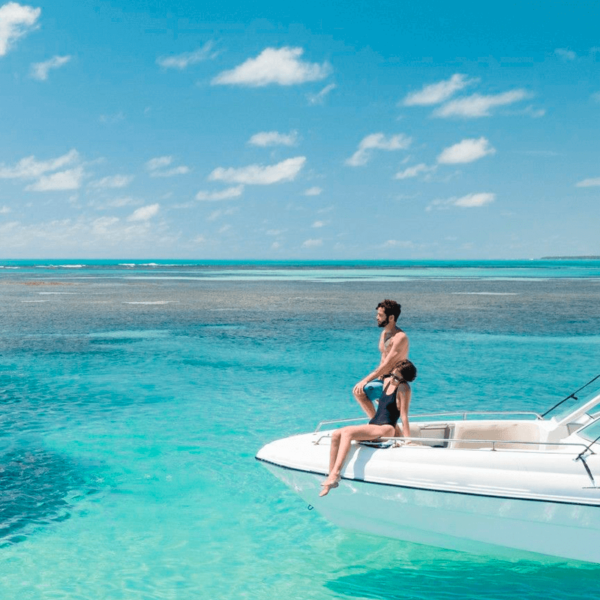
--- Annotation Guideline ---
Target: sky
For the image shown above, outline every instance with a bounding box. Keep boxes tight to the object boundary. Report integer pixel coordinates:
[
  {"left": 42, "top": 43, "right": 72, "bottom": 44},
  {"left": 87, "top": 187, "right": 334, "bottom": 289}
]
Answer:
[{"left": 0, "top": 0, "right": 599, "bottom": 259}]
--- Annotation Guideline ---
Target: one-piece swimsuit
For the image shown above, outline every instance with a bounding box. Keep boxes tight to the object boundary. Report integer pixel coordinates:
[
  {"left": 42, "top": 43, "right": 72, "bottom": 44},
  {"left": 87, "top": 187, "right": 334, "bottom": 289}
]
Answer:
[{"left": 369, "top": 379, "right": 405, "bottom": 427}]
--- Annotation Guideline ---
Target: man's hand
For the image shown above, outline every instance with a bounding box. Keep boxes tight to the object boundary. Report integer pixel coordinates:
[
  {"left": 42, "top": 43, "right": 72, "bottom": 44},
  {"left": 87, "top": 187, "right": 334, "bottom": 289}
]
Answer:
[{"left": 353, "top": 379, "right": 370, "bottom": 397}]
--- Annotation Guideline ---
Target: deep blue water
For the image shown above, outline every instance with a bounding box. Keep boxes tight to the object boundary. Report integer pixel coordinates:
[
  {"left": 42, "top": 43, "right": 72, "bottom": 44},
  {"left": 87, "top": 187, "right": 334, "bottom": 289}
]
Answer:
[{"left": 1, "top": 261, "right": 599, "bottom": 599}]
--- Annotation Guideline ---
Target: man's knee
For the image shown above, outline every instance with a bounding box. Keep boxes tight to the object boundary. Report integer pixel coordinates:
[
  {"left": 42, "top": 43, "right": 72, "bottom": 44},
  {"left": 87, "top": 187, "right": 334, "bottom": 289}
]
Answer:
[
  {"left": 353, "top": 390, "right": 368, "bottom": 402},
  {"left": 332, "top": 429, "right": 342, "bottom": 442}
]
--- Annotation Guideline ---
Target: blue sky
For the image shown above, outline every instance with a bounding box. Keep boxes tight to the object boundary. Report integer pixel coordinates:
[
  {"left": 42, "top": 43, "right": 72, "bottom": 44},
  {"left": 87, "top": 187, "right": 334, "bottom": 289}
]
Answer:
[{"left": 0, "top": 0, "right": 599, "bottom": 259}]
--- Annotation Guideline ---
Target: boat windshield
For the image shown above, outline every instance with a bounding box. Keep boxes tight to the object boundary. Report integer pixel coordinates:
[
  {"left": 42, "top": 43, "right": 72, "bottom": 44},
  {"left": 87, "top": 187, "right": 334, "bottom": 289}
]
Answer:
[
  {"left": 578, "top": 418, "right": 600, "bottom": 444},
  {"left": 543, "top": 379, "right": 600, "bottom": 423}
]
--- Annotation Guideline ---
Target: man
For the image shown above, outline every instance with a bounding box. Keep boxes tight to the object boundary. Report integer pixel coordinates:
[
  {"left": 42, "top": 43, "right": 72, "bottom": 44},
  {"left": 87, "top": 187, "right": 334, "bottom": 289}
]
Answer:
[{"left": 352, "top": 299, "right": 409, "bottom": 420}]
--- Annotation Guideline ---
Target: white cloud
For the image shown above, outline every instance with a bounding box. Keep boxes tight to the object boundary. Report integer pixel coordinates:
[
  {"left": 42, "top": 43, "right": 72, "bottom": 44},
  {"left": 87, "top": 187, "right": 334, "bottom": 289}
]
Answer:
[
  {"left": 146, "top": 156, "right": 190, "bottom": 177},
  {"left": 248, "top": 130, "right": 298, "bottom": 147},
  {"left": 0, "top": 215, "right": 177, "bottom": 255},
  {"left": 0, "top": 2, "right": 40, "bottom": 56},
  {"left": 196, "top": 185, "right": 244, "bottom": 201},
  {"left": 154, "top": 166, "right": 190, "bottom": 177},
  {"left": 102, "top": 197, "right": 142, "bottom": 208},
  {"left": 576, "top": 178, "right": 600, "bottom": 188},
  {"left": 312, "top": 220, "right": 325, "bottom": 228},
  {"left": 427, "top": 192, "right": 495, "bottom": 211},
  {"left": 26, "top": 166, "right": 84, "bottom": 191},
  {"left": 304, "top": 186, "right": 322, "bottom": 196},
  {"left": 266, "top": 229, "right": 285, "bottom": 236},
  {"left": 209, "top": 156, "right": 306, "bottom": 185},
  {"left": 99, "top": 111, "right": 125, "bottom": 124},
  {"left": 383, "top": 240, "right": 413, "bottom": 248},
  {"left": 127, "top": 203, "right": 159, "bottom": 222},
  {"left": 437, "top": 137, "right": 496, "bottom": 164},
  {"left": 302, "top": 238, "right": 322, "bottom": 248},
  {"left": 395, "top": 163, "right": 434, "bottom": 179},
  {"left": 307, "top": 83, "right": 336, "bottom": 105},
  {"left": 30, "top": 55, "right": 71, "bottom": 81},
  {"left": 156, "top": 41, "right": 217, "bottom": 69},
  {"left": 0, "top": 205, "right": 10, "bottom": 214},
  {"left": 88, "top": 174, "right": 133, "bottom": 189},
  {"left": 555, "top": 48, "right": 576, "bottom": 61},
  {"left": 434, "top": 90, "right": 529, "bottom": 118},
  {"left": 146, "top": 156, "right": 172, "bottom": 171},
  {"left": 519, "top": 105, "right": 546, "bottom": 118},
  {"left": 455, "top": 192, "right": 495, "bottom": 207},
  {"left": 402, "top": 74, "right": 476, "bottom": 106},
  {"left": 0, "top": 149, "right": 79, "bottom": 179},
  {"left": 592, "top": 92, "right": 600, "bottom": 103},
  {"left": 207, "top": 207, "right": 237, "bottom": 222},
  {"left": 212, "top": 47, "right": 331, "bottom": 87},
  {"left": 271, "top": 241, "right": 281, "bottom": 250},
  {"left": 346, "top": 133, "right": 411, "bottom": 167}
]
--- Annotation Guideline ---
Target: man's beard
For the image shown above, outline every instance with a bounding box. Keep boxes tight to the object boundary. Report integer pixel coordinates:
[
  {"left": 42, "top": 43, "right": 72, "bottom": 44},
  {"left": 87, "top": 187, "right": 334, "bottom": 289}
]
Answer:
[{"left": 378, "top": 316, "right": 389, "bottom": 328}]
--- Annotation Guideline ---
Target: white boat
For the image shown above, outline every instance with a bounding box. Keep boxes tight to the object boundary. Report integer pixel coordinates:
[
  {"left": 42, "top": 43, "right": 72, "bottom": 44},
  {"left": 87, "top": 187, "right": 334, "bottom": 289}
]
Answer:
[{"left": 256, "top": 378, "right": 600, "bottom": 563}]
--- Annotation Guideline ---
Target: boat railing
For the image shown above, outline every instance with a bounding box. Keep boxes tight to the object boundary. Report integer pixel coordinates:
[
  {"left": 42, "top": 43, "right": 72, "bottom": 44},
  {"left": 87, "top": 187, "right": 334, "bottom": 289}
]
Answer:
[
  {"left": 311, "top": 432, "right": 592, "bottom": 453},
  {"left": 314, "top": 410, "right": 543, "bottom": 432}
]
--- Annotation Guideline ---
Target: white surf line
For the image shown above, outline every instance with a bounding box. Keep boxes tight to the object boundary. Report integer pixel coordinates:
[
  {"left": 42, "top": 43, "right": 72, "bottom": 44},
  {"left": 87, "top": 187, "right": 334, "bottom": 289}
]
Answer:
[
  {"left": 451, "top": 292, "right": 518, "bottom": 295},
  {"left": 123, "top": 301, "right": 180, "bottom": 305}
]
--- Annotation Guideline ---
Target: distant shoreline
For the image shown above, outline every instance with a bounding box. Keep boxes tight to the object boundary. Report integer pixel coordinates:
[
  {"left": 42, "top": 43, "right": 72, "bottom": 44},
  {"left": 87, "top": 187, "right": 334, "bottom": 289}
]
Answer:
[{"left": 541, "top": 256, "right": 600, "bottom": 260}]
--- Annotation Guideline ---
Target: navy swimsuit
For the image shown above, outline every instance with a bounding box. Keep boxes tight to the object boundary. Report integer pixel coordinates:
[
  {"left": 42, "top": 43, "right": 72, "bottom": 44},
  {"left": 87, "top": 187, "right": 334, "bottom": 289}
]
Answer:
[{"left": 369, "top": 380, "right": 405, "bottom": 427}]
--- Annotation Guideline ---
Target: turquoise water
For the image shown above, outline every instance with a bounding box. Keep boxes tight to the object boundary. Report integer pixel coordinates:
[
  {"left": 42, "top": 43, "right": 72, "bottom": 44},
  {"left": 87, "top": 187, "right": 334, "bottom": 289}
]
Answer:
[{"left": 1, "top": 261, "right": 600, "bottom": 599}]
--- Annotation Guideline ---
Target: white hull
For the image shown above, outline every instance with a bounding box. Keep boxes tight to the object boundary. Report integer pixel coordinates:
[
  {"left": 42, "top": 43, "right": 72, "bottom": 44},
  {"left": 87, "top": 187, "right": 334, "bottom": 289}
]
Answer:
[{"left": 257, "top": 430, "right": 600, "bottom": 563}]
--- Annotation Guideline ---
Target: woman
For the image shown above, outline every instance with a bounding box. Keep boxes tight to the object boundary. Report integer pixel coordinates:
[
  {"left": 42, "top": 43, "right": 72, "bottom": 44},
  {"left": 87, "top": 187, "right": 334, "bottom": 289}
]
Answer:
[{"left": 320, "top": 359, "right": 417, "bottom": 497}]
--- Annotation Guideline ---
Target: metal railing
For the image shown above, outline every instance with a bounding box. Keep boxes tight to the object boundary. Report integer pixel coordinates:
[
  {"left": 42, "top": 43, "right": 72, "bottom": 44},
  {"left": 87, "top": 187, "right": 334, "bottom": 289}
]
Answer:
[
  {"left": 311, "top": 432, "right": 592, "bottom": 453},
  {"left": 314, "top": 410, "right": 543, "bottom": 433}
]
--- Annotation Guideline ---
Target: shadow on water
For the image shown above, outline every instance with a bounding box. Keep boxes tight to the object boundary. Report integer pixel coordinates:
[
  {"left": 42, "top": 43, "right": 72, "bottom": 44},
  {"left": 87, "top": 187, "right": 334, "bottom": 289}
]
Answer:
[
  {"left": 0, "top": 445, "right": 98, "bottom": 546},
  {"left": 326, "top": 554, "right": 600, "bottom": 600}
]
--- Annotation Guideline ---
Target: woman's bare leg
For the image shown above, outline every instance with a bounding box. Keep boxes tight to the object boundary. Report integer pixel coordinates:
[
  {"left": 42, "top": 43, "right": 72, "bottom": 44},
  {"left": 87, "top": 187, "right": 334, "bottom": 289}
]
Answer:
[
  {"left": 329, "top": 430, "right": 341, "bottom": 473},
  {"left": 320, "top": 424, "right": 394, "bottom": 496}
]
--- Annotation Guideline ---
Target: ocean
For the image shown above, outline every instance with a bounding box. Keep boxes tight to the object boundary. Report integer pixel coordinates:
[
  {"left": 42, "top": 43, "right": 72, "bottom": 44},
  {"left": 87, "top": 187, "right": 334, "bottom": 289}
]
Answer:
[{"left": 1, "top": 260, "right": 599, "bottom": 599}]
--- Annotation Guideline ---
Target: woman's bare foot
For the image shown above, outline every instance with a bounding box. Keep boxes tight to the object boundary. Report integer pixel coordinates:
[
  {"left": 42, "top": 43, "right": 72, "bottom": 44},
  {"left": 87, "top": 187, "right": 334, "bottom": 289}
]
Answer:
[{"left": 319, "top": 477, "right": 340, "bottom": 497}]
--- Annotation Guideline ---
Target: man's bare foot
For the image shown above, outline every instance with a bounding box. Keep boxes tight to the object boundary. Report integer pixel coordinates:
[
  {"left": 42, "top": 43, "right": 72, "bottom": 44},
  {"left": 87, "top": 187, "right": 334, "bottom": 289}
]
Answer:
[{"left": 319, "top": 477, "right": 340, "bottom": 497}]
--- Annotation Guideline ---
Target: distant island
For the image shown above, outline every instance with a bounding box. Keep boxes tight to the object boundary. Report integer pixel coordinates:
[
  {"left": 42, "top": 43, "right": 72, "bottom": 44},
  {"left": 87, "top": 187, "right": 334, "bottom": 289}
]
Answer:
[{"left": 541, "top": 256, "right": 600, "bottom": 260}]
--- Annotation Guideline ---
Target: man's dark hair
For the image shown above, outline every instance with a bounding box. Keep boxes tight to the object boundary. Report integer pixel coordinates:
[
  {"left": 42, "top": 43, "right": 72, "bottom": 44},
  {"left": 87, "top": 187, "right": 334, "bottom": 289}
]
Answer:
[
  {"left": 395, "top": 359, "right": 417, "bottom": 383},
  {"left": 377, "top": 299, "right": 401, "bottom": 322}
]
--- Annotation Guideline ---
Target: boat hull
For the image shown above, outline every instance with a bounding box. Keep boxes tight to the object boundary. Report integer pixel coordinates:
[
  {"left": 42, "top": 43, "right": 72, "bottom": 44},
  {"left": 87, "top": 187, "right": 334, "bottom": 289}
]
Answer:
[{"left": 257, "top": 432, "right": 600, "bottom": 563}]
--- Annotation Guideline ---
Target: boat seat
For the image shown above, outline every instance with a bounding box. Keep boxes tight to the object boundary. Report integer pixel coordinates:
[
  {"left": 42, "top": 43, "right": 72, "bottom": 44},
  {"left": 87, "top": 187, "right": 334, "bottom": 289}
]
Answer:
[
  {"left": 404, "top": 423, "right": 451, "bottom": 448},
  {"left": 451, "top": 421, "right": 540, "bottom": 450}
]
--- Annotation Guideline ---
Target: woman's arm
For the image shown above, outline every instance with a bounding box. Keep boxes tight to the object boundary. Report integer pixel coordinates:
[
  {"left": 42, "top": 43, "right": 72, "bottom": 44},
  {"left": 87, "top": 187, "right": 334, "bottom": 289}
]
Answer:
[{"left": 396, "top": 384, "right": 411, "bottom": 440}]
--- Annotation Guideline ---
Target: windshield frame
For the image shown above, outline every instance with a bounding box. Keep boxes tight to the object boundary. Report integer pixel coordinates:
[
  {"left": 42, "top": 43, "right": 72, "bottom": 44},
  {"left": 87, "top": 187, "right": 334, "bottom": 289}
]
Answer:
[
  {"left": 576, "top": 416, "right": 600, "bottom": 444},
  {"left": 543, "top": 377, "right": 600, "bottom": 425}
]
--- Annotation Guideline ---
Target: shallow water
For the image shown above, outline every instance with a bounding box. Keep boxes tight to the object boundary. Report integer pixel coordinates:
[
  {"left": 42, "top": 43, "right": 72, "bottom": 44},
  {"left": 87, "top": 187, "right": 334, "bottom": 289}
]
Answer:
[{"left": 1, "top": 261, "right": 599, "bottom": 599}]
